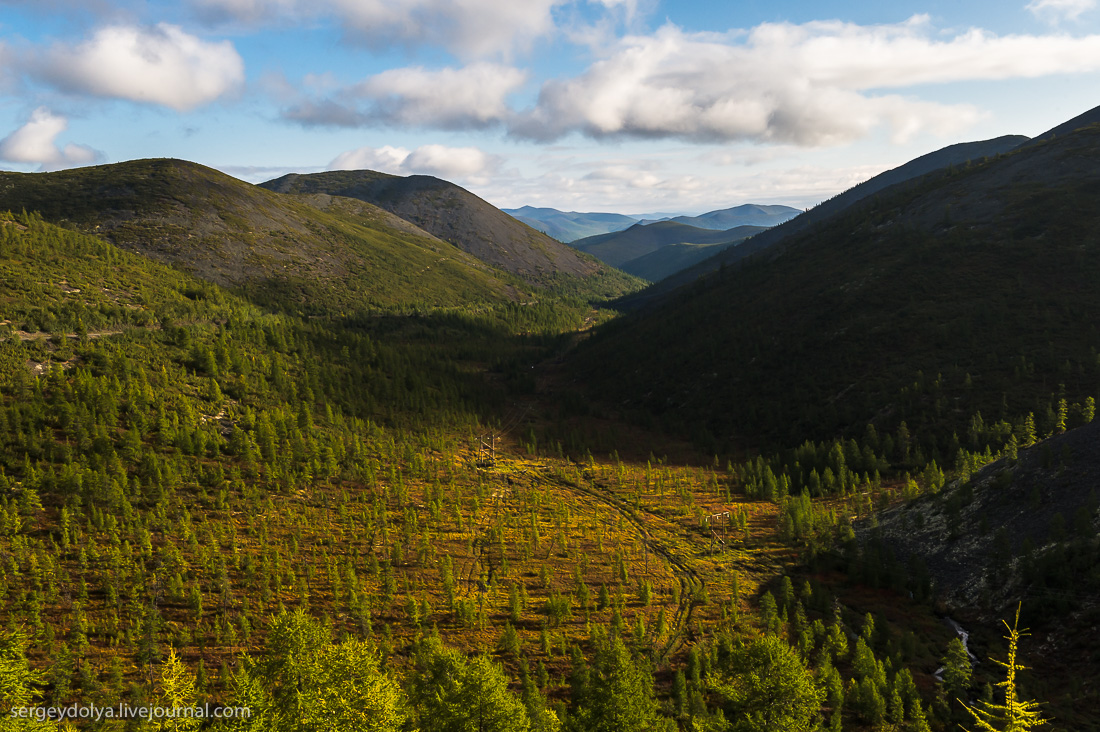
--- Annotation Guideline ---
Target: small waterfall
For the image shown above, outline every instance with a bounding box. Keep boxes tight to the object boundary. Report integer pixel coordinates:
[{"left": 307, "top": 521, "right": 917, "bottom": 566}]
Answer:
[{"left": 934, "top": 617, "right": 976, "bottom": 681}]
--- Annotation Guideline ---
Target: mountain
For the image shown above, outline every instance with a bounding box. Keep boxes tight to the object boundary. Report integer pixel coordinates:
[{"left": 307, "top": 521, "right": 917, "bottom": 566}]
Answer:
[
  {"left": 504, "top": 204, "right": 802, "bottom": 242},
  {"left": 615, "top": 226, "right": 768, "bottom": 281},
  {"left": 570, "top": 121, "right": 1100, "bottom": 452},
  {"left": 643, "top": 204, "right": 801, "bottom": 230},
  {"left": 503, "top": 206, "right": 639, "bottom": 242},
  {"left": 260, "top": 170, "right": 638, "bottom": 296},
  {"left": 572, "top": 221, "right": 763, "bottom": 269},
  {"left": 857, "top": 419, "right": 1100, "bottom": 728},
  {"left": 0, "top": 158, "right": 523, "bottom": 314},
  {"left": 623, "top": 134, "right": 1030, "bottom": 306},
  {"left": 1019, "top": 102, "right": 1100, "bottom": 147},
  {"left": 616, "top": 242, "right": 741, "bottom": 283}
]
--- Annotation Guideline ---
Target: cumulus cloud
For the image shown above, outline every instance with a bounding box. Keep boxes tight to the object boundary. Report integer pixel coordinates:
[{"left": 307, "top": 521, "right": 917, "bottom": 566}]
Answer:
[
  {"left": 1027, "top": 0, "right": 1096, "bottom": 22},
  {"left": 329, "top": 143, "right": 499, "bottom": 179},
  {"left": 30, "top": 24, "right": 244, "bottom": 111},
  {"left": 511, "top": 18, "right": 1100, "bottom": 145},
  {"left": 276, "top": 16, "right": 1100, "bottom": 147},
  {"left": 193, "top": 0, "right": 564, "bottom": 59},
  {"left": 0, "top": 107, "right": 102, "bottom": 171},
  {"left": 284, "top": 63, "right": 526, "bottom": 129}
]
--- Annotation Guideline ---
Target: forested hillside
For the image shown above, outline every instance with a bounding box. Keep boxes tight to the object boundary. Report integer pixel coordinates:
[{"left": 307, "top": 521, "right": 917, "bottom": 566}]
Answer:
[
  {"left": 623, "top": 134, "right": 1029, "bottom": 307},
  {"left": 0, "top": 160, "right": 536, "bottom": 317},
  {"left": 259, "top": 171, "right": 639, "bottom": 298},
  {"left": 575, "top": 124, "right": 1100, "bottom": 456}
]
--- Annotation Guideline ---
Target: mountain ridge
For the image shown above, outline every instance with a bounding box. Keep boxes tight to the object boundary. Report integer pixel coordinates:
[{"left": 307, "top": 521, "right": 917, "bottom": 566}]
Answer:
[
  {"left": 260, "top": 170, "right": 637, "bottom": 297},
  {"left": 503, "top": 205, "right": 639, "bottom": 242},
  {"left": 619, "top": 133, "right": 1031, "bottom": 307},
  {"left": 640, "top": 203, "right": 801, "bottom": 230},
  {"left": 0, "top": 158, "right": 524, "bottom": 313},
  {"left": 572, "top": 221, "right": 762, "bottom": 269},
  {"left": 570, "top": 122, "right": 1100, "bottom": 452}
]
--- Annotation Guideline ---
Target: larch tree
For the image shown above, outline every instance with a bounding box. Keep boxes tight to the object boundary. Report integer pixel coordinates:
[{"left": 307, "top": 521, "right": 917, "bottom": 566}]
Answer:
[{"left": 961, "top": 605, "right": 1047, "bottom": 732}]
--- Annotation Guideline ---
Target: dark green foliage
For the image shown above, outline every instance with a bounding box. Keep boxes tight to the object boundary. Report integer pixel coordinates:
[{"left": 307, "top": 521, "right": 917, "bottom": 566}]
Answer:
[
  {"left": 707, "top": 634, "right": 823, "bottom": 732},
  {"left": 229, "top": 610, "right": 407, "bottom": 732},
  {"left": 943, "top": 637, "right": 972, "bottom": 701},
  {"left": 568, "top": 635, "right": 671, "bottom": 732},
  {"left": 575, "top": 126, "right": 1100, "bottom": 458},
  {"left": 410, "top": 636, "right": 531, "bottom": 732}
]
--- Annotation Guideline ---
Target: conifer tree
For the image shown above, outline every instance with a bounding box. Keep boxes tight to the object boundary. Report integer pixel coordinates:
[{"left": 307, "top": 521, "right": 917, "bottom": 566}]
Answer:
[
  {"left": 155, "top": 650, "right": 201, "bottom": 732},
  {"left": 707, "top": 634, "right": 822, "bottom": 732},
  {"left": 960, "top": 605, "right": 1047, "bottom": 732},
  {"left": 571, "top": 635, "right": 670, "bottom": 732},
  {"left": 411, "top": 635, "right": 530, "bottom": 732},
  {"left": 943, "top": 637, "right": 972, "bottom": 701}
]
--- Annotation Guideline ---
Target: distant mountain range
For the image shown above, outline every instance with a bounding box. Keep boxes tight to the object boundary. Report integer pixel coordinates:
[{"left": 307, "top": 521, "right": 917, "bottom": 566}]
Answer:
[
  {"left": 638, "top": 204, "right": 801, "bottom": 230},
  {"left": 504, "top": 203, "right": 800, "bottom": 242},
  {"left": 503, "top": 206, "right": 639, "bottom": 243}
]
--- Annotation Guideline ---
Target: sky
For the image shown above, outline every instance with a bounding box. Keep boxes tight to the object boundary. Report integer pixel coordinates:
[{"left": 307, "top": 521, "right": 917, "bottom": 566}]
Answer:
[{"left": 2, "top": 0, "right": 1100, "bottom": 214}]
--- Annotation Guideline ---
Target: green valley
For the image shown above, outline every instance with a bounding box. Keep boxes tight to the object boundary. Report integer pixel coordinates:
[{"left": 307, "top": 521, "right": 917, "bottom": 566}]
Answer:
[{"left": 0, "top": 116, "right": 1096, "bottom": 732}]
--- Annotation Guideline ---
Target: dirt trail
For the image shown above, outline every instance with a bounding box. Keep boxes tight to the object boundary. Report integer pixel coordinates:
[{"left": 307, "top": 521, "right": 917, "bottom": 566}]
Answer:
[{"left": 523, "top": 462, "right": 703, "bottom": 660}]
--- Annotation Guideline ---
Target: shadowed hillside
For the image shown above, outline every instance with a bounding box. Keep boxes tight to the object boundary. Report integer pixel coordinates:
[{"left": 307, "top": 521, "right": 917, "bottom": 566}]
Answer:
[
  {"left": 571, "top": 124, "right": 1100, "bottom": 452},
  {"left": 572, "top": 221, "right": 764, "bottom": 270},
  {"left": 623, "top": 134, "right": 1029, "bottom": 307}
]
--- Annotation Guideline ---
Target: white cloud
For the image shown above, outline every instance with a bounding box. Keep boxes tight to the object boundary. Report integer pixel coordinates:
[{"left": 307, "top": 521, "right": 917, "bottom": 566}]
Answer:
[
  {"left": 355, "top": 64, "right": 527, "bottom": 127},
  {"left": 463, "top": 154, "right": 888, "bottom": 212},
  {"left": 329, "top": 145, "right": 413, "bottom": 174},
  {"left": 511, "top": 18, "right": 1100, "bottom": 145},
  {"left": 193, "top": 0, "right": 564, "bottom": 59},
  {"left": 0, "top": 107, "right": 101, "bottom": 171},
  {"left": 328, "top": 143, "right": 499, "bottom": 179},
  {"left": 31, "top": 24, "right": 244, "bottom": 111},
  {"left": 1027, "top": 0, "right": 1096, "bottom": 22},
  {"left": 275, "top": 15, "right": 1100, "bottom": 148},
  {"left": 284, "top": 63, "right": 526, "bottom": 129}
]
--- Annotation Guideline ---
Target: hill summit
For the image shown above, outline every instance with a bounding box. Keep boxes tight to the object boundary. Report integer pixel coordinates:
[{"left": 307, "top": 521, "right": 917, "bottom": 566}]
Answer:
[
  {"left": 260, "top": 170, "right": 619, "bottom": 289},
  {"left": 0, "top": 158, "right": 522, "bottom": 313}
]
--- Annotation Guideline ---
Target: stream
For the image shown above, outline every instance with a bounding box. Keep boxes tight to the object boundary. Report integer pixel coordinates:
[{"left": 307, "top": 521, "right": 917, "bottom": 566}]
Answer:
[{"left": 933, "top": 617, "right": 977, "bottom": 681}]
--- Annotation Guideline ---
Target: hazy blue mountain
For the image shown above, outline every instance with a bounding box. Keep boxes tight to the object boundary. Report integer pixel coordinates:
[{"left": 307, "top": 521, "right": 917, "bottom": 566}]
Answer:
[
  {"left": 640, "top": 204, "right": 802, "bottom": 230},
  {"left": 503, "top": 206, "right": 639, "bottom": 242},
  {"left": 571, "top": 221, "right": 765, "bottom": 278}
]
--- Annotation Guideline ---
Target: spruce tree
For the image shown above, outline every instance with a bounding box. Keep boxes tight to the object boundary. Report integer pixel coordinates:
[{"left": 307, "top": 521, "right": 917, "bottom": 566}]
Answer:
[{"left": 943, "top": 637, "right": 972, "bottom": 701}]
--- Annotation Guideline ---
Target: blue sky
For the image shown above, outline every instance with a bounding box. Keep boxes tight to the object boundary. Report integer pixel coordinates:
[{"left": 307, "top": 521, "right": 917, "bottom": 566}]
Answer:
[{"left": 2, "top": 0, "right": 1100, "bottom": 214}]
